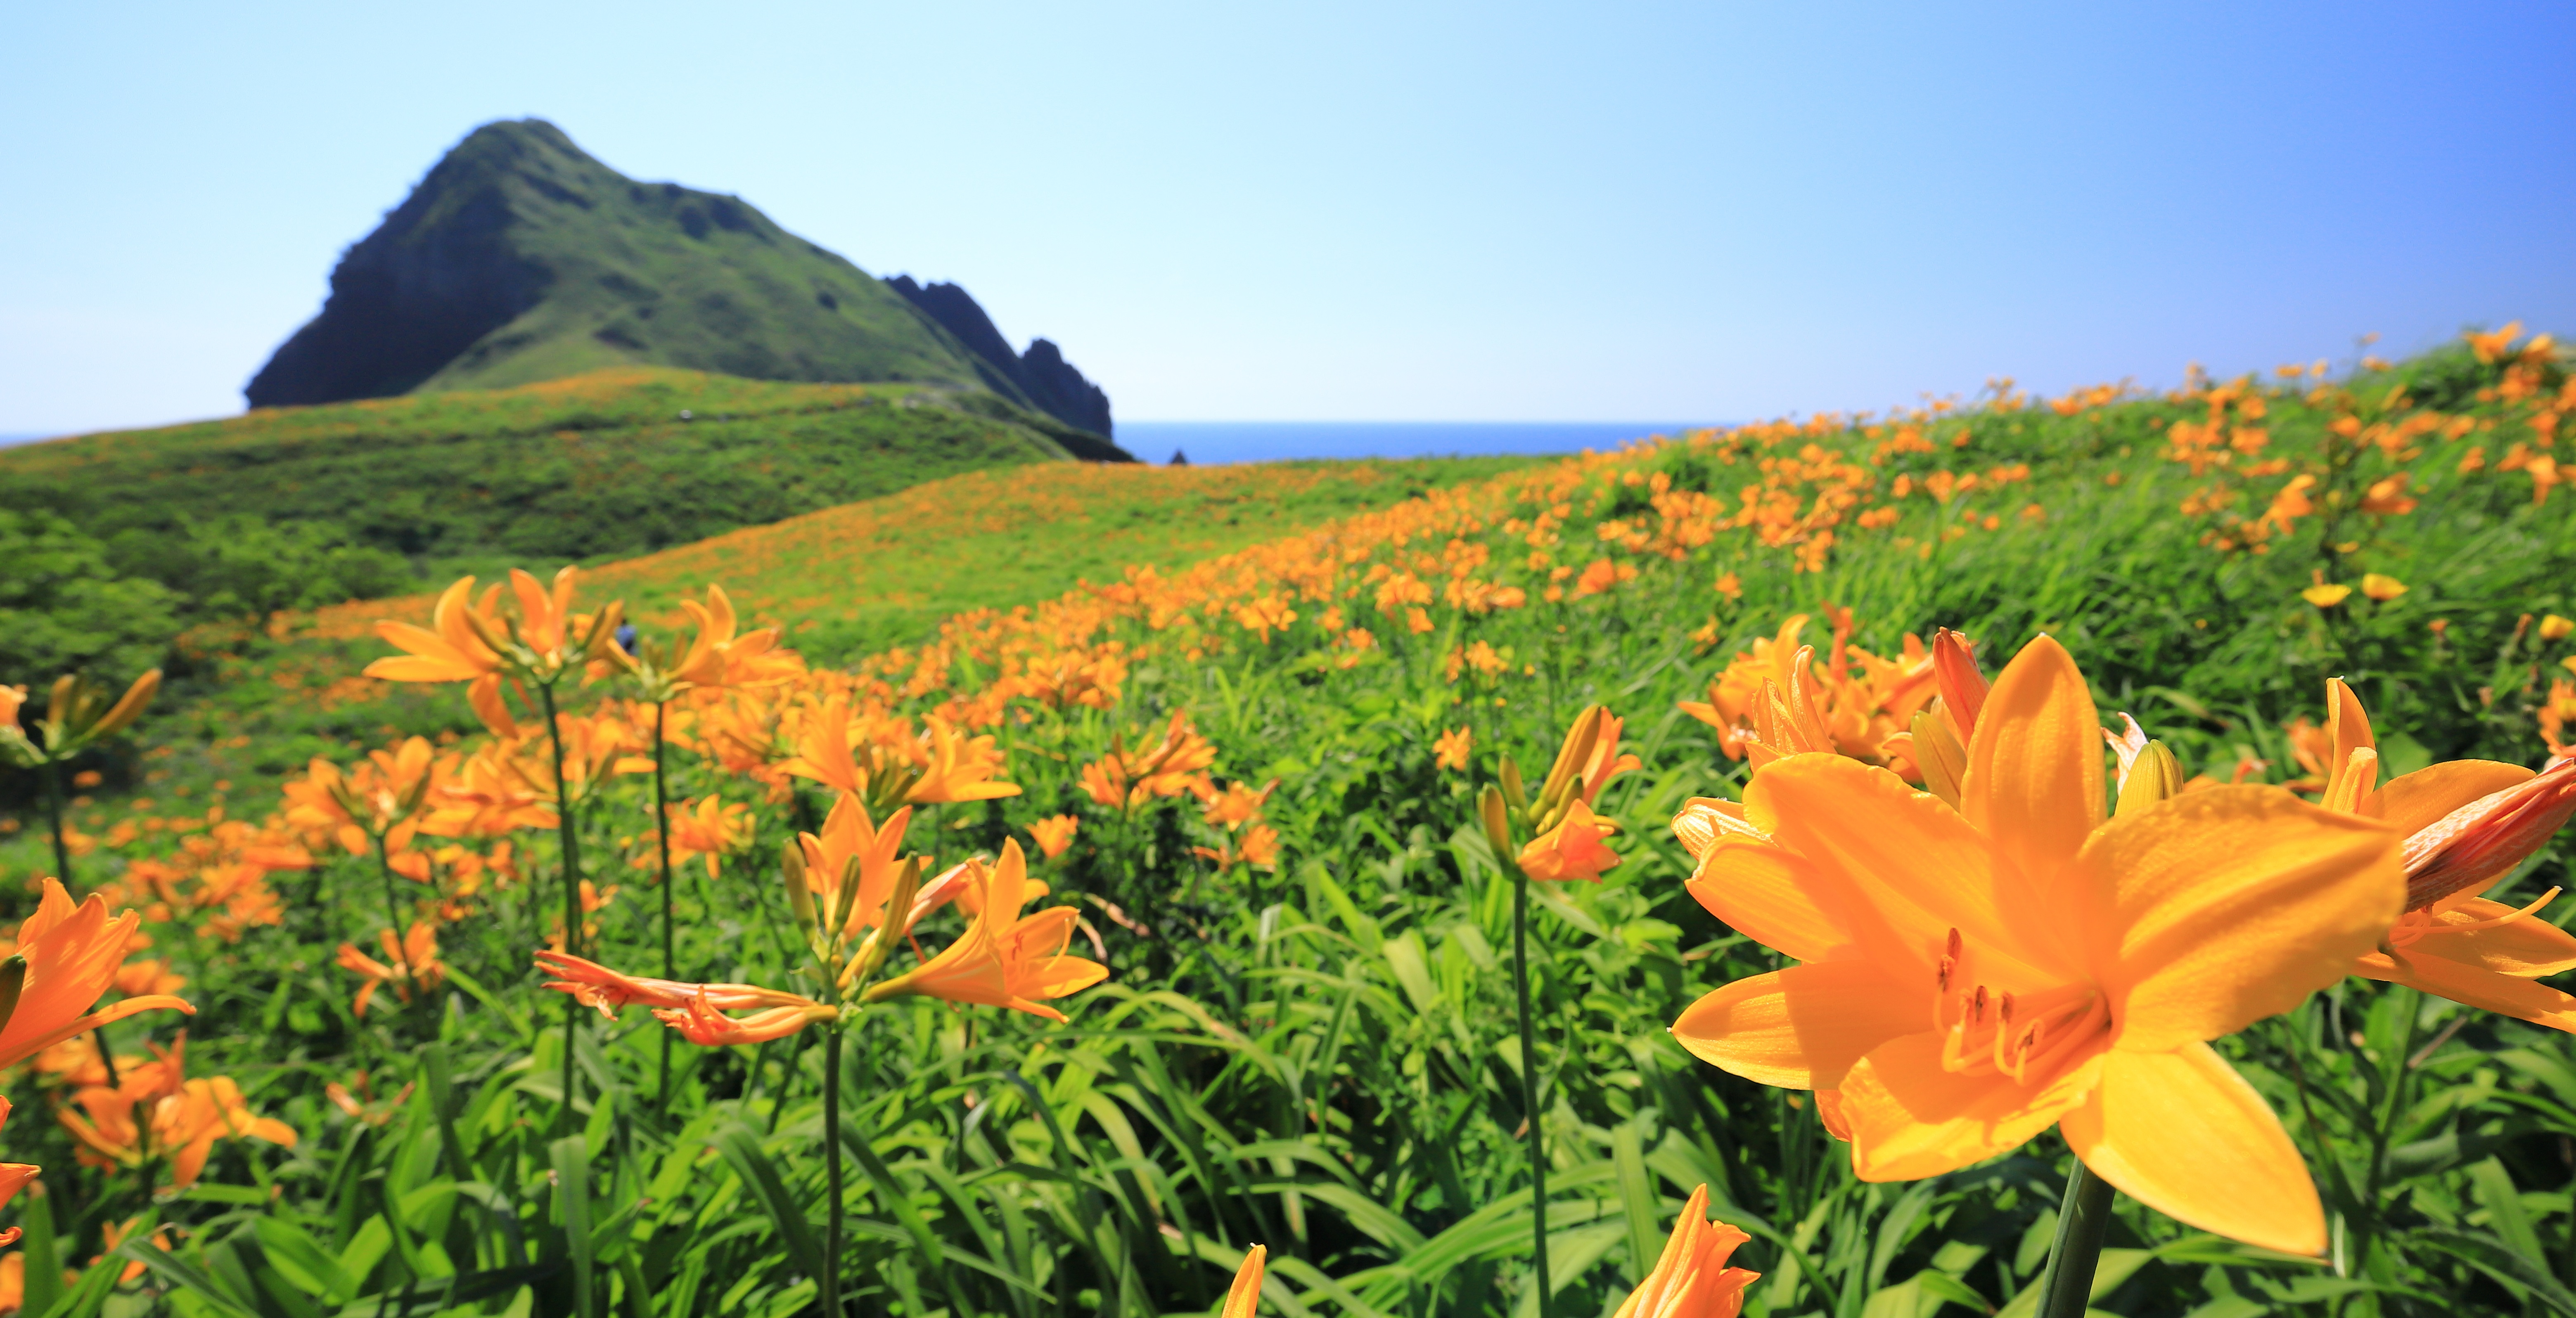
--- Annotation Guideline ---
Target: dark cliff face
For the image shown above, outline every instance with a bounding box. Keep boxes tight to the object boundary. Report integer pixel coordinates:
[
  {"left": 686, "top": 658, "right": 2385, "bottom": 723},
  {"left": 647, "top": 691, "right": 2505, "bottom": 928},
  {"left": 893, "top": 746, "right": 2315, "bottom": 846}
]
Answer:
[
  {"left": 246, "top": 125, "right": 567, "bottom": 406},
  {"left": 883, "top": 276, "right": 1114, "bottom": 439}
]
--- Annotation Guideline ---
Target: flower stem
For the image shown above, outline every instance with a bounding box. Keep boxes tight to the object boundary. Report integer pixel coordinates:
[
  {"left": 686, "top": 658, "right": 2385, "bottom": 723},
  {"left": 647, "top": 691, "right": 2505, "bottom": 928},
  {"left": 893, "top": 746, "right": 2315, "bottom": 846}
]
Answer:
[
  {"left": 652, "top": 698, "right": 674, "bottom": 1116},
  {"left": 373, "top": 833, "right": 417, "bottom": 1008},
  {"left": 823, "top": 1022, "right": 845, "bottom": 1318},
  {"left": 40, "top": 758, "right": 74, "bottom": 892},
  {"left": 43, "top": 761, "right": 121, "bottom": 1088},
  {"left": 2036, "top": 1159, "right": 2116, "bottom": 1318},
  {"left": 538, "top": 681, "right": 582, "bottom": 1126},
  {"left": 1510, "top": 864, "right": 1550, "bottom": 1318}
]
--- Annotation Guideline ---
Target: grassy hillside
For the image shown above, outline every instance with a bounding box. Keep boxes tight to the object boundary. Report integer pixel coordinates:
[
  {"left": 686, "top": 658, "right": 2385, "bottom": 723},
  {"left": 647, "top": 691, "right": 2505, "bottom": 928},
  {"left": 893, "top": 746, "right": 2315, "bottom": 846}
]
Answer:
[
  {"left": 0, "top": 367, "right": 1123, "bottom": 570},
  {"left": 19, "top": 452, "right": 1538, "bottom": 799},
  {"left": 5, "top": 329, "right": 2575, "bottom": 1318}
]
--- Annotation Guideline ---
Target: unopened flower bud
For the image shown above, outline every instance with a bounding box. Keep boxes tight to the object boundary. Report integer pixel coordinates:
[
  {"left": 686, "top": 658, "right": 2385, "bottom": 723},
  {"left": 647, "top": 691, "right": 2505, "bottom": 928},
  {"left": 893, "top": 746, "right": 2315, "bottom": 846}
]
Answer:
[
  {"left": 2114, "top": 742, "right": 2185, "bottom": 819},
  {"left": 1910, "top": 705, "right": 1968, "bottom": 810},
  {"left": 1480, "top": 785, "right": 1514, "bottom": 868},
  {"left": 782, "top": 847, "right": 816, "bottom": 926},
  {"left": 2406, "top": 756, "right": 2576, "bottom": 910},
  {"left": 1932, "top": 629, "right": 1986, "bottom": 740}
]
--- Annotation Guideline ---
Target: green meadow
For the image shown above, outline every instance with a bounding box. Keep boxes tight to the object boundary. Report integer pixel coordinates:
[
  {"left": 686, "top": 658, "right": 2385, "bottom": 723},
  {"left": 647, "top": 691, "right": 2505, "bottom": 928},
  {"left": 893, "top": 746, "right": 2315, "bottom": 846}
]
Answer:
[{"left": 2, "top": 329, "right": 2573, "bottom": 1318}]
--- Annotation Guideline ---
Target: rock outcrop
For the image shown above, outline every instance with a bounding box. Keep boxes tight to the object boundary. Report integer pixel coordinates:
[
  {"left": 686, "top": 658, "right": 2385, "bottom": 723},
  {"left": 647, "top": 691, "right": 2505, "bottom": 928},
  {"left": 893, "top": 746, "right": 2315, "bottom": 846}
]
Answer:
[{"left": 882, "top": 276, "right": 1113, "bottom": 438}]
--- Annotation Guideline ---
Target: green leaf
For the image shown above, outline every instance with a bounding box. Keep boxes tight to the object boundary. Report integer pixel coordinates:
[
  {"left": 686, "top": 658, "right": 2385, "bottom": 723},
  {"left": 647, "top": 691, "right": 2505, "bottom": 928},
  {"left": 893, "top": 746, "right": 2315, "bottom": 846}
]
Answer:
[
  {"left": 254, "top": 1217, "right": 358, "bottom": 1303},
  {"left": 712, "top": 1124, "right": 827, "bottom": 1288},
  {"left": 1613, "top": 1120, "right": 1661, "bottom": 1285},
  {"left": 2412, "top": 1226, "right": 2576, "bottom": 1317},
  {"left": 552, "top": 1135, "right": 598, "bottom": 1318},
  {"left": 1383, "top": 931, "right": 1441, "bottom": 1014}
]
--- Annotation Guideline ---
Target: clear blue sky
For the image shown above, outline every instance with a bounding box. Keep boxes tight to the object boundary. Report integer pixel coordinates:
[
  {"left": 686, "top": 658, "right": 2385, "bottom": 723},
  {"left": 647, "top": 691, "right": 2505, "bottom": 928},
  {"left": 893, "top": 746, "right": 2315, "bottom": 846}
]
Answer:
[{"left": 3, "top": 1, "right": 2569, "bottom": 436}]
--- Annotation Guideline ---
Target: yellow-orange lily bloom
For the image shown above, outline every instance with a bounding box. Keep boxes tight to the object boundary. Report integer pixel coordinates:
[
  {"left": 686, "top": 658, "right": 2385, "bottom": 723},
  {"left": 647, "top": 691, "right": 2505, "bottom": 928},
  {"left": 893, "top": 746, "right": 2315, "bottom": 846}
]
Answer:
[
  {"left": 1611, "top": 1185, "right": 1761, "bottom": 1318},
  {"left": 0, "top": 879, "right": 195, "bottom": 1070},
  {"left": 1518, "top": 797, "right": 1623, "bottom": 883},
  {"left": 864, "top": 840, "right": 1109, "bottom": 1021},
  {"left": 1220, "top": 1244, "right": 1266, "bottom": 1318},
  {"left": 334, "top": 923, "right": 445, "bottom": 1017},
  {"left": 795, "top": 792, "right": 915, "bottom": 940},
  {"left": 366, "top": 568, "right": 621, "bottom": 688},
  {"left": 0, "top": 1099, "right": 33, "bottom": 1245},
  {"left": 1672, "top": 636, "right": 2403, "bottom": 1253},
  {"left": 2293, "top": 677, "right": 2576, "bottom": 1029},
  {"left": 534, "top": 950, "right": 819, "bottom": 1019},
  {"left": 908, "top": 715, "right": 1021, "bottom": 804}
]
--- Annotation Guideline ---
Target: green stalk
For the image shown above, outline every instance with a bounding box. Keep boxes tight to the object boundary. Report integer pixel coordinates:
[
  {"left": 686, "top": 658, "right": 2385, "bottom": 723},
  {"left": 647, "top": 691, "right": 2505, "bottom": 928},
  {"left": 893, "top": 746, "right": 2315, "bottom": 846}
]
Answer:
[
  {"left": 39, "top": 758, "right": 73, "bottom": 893},
  {"left": 1510, "top": 864, "right": 1551, "bottom": 1318},
  {"left": 823, "top": 1022, "right": 845, "bottom": 1318},
  {"left": 373, "top": 833, "right": 418, "bottom": 1014},
  {"left": 538, "top": 681, "right": 583, "bottom": 1124},
  {"left": 2035, "top": 1160, "right": 2115, "bottom": 1318},
  {"left": 43, "top": 760, "right": 121, "bottom": 1089},
  {"left": 652, "top": 698, "right": 674, "bottom": 1115}
]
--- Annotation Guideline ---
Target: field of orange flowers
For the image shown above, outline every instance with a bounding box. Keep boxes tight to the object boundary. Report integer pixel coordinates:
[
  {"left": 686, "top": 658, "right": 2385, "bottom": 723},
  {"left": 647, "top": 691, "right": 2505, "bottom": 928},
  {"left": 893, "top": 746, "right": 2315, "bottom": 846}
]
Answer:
[{"left": 0, "top": 325, "right": 2572, "bottom": 1318}]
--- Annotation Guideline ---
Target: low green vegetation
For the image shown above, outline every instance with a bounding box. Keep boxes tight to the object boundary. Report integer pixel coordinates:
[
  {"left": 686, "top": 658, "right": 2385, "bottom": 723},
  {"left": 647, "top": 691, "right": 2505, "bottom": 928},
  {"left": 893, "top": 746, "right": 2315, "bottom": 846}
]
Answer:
[
  {"left": 3, "top": 330, "right": 2573, "bottom": 1318},
  {"left": 0, "top": 367, "right": 1125, "bottom": 678}
]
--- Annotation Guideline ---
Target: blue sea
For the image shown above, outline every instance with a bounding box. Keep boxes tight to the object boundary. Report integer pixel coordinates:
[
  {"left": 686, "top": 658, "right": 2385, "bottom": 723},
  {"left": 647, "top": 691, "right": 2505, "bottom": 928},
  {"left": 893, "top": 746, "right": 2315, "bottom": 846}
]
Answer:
[{"left": 1113, "top": 421, "right": 1716, "bottom": 466}]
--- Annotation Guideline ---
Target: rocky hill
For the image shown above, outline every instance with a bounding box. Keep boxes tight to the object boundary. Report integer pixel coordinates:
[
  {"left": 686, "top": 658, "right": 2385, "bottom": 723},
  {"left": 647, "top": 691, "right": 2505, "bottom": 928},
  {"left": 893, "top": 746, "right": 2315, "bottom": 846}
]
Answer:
[{"left": 245, "top": 119, "right": 1117, "bottom": 439}]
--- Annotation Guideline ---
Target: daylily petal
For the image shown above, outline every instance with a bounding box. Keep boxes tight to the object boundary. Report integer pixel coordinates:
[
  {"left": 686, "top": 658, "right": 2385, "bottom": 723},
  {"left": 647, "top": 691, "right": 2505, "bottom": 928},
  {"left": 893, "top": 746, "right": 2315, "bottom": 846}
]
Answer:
[
  {"left": 2061, "top": 1042, "right": 2323, "bottom": 1255},
  {"left": 2071, "top": 786, "right": 2402, "bottom": 1053},
  {"left": 1839, "top": 1032, "right": 2102, "bottom": 1181},
  {"left": 1748, "top": 754, "right": 2066, "bottom": 984},
  {"left": 1684, "top": 836, "right": 1858, "bottom": 963},
  {"left": 2357, "top": 949, "right": 2576, "bottom": 1033},
  {"left": 2379, "top": 761, "right": 2532, "bottom": 837},
  {"left": 1960, "top": 635, "right": 2103, "bottom": 889},
  {"left": 1672, "top": 961, "right": 1925, "bottom": 1090},
  {"left": 2401, "top": 899, "right": 2576, "bottom": 976}
]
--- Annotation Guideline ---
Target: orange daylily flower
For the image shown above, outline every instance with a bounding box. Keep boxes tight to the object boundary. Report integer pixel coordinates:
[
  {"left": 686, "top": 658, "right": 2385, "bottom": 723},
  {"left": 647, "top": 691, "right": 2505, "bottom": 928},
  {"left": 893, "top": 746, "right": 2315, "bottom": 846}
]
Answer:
[
  {"left": 535, "top": 950, "right": 819, "bottom": 1019},
  {"left": 2293, "top": 678, "right": 2576, "bottom": 1030},
  {"left": 1672, "top": 636, "right": 2403, "bottom": 1253},
  {"left": 656, "top": 795, "right": 753, "bottom": 879},
  {"left": 334, "top": 923, "right": 445, "bottom": 1017},
  {"left": 1680, "top": 611, "right": 1938, "bottom": 774},
  {"left": 1221, "top": 1245, "right": 1267, "bottom": 1318},
  {"left": 1611, "top": 1185, "right": 1761, "bottom": 1318},
  {"left": 368, "top": 568, "right": 622, "bottom": 691},
  {"left": 1434, "top": 726, "right": 1474, "bottom": 771},
  {"left": 424, "top": 741, "right": 558, "bottom": 837},
  {"left": 0, "top": 670, "right": 161, "bottom": 769},
  {"left": 609, "top": 584, "right": 799, "bottom": 696},
  {"left": 1029, "top": 815, "right": 1080, "bottom": 859},
  {"left": 908, "top": 715, "right": 1021, "bottom": 804},
  {"left": 59, "top": 1034, "right": 296, "bottom": 1193},
  {"left": 0, "top": 879, "right": 194, "bottom": 1071},
  {"left": 793, "top": 793, "right": 916, "bottom": 941},
  {"left": 1517, "top": 798, "right": 1622, "bottom": 883},
  {"left": 865, "top": 841, "right": 1109, "bottom": 1022},
  {"left": 0, "top": 1100, "right": 35, "bottom": 1246},
  {"left": 282, "top": 737, "right": 447, "bottom": 855}
]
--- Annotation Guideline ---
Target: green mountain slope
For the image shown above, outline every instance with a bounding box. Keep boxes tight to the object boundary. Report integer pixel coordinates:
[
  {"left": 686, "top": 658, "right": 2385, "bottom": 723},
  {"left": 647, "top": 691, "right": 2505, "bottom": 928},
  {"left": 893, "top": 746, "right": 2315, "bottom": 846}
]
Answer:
[
  {"left": 1, "top": 367, "right": 1120, "bottom": 570},
  {"left": 243, "top": 119, "right": 1116, "bottom": 437}
]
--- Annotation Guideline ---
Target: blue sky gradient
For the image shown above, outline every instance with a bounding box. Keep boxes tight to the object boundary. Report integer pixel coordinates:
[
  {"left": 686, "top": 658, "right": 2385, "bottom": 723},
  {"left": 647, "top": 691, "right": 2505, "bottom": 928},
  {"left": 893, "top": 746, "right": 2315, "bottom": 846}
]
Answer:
[{"left": 3, "top": 1, "right": 2569, "bottom": 436}]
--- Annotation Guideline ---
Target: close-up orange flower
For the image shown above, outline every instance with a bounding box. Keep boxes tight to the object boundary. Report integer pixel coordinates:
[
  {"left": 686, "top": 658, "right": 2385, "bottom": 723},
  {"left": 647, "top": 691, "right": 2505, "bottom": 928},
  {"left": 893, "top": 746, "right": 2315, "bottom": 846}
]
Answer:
[
  {"left": 865, "top": 840, "right": 1109, "bottom": 1021},
  {"left": 0, "top": 879, "right": 195, "bottom": 1070},
  {"left": 1611, "top": 1185, "right": 1761, "bottom": 1318},
  {"left": 2290, "top": 677, "right": 2576, "bottom": 1028},
  {"left": 1671, "top": 636, "right": 2403, "bottom": 1252}
]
